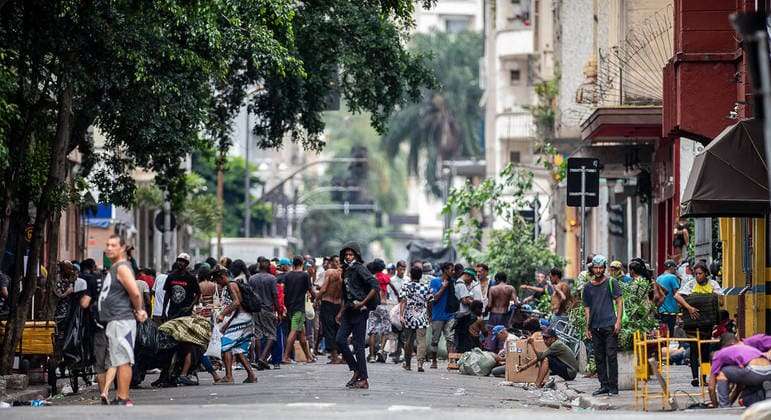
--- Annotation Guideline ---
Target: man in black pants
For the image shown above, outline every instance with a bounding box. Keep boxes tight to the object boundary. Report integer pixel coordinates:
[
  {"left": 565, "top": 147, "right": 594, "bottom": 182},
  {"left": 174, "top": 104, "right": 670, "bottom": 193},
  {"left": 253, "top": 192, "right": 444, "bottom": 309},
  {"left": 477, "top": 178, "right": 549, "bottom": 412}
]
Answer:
[
  {"left": 336, "top": 242, "right": 379, "bottom": 389},
  {"left": 582, "top": 255, "right": 623, "bottom": 396}
]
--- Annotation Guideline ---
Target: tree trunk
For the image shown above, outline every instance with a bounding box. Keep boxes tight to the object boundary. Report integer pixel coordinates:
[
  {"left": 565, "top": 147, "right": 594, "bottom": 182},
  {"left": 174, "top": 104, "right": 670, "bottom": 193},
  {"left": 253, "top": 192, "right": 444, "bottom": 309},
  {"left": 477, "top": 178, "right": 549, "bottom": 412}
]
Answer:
[
  {"left": 41, "top": 214, "right": 61, "bottom": 320},
  {"left": 0, "top": 82, "right": 73, "bottom": 374}
]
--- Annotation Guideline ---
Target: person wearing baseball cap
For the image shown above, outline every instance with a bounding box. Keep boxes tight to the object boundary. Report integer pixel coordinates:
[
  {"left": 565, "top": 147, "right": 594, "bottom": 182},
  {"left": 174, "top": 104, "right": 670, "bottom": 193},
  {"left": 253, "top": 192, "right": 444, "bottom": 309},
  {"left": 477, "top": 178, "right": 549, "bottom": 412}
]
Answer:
[
  {"left": 655, "top": 259, "right": 681, "bottom": 336},
  {"left": 513, "top": 328, "right": 578, "bottom": 388},
  {"left": 583, "top": 253, "right": 623, "bottom": 396},
  {"left": 490, "top": 325, "right": 515, "bottom": 378},
  {"left": 456, "top": 268, "right": 482, "bottom": 316},
  {"left": 176, "top": 252, "right": 191, "bottom": 266},
  {"left": 162, "top": 252, "right": 200, "bottom": 322},
  {"left": 275, "top": 257, "right": 291, "bottom": 280}
]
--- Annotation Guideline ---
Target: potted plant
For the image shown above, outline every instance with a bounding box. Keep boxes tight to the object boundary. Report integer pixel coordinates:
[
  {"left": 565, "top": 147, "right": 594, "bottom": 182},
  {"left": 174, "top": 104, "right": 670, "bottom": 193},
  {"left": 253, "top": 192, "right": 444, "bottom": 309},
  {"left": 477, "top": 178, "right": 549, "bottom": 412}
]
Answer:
[{"left": 569, "top": 278, "right": 659, "bottom": 389}]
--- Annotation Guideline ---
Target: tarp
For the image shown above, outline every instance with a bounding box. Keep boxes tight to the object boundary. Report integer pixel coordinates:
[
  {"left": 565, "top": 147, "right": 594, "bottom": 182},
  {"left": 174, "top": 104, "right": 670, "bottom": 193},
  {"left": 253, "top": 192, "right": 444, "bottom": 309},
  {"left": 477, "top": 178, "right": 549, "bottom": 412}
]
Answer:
[
  {"left": 681, "top": 119, "right": 770, "bottom": 218},
  {"left": 406, "top": 240, "right": 456, "bottom": 265}
]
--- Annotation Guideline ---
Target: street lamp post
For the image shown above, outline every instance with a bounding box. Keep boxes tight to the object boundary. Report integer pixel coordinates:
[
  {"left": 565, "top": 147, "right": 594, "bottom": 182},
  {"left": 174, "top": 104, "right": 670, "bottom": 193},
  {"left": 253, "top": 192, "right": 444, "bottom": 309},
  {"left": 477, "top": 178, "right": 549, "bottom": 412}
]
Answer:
[{"left": 244, "top": 110, "right": 251, "bottom": 237}]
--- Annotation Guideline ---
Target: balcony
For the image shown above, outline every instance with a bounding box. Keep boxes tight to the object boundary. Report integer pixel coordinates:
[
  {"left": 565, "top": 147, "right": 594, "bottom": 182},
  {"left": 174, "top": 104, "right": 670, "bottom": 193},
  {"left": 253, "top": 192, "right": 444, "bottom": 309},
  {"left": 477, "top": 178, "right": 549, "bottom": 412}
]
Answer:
[
  {"left": 496, "top": 29, "right": 534, "bottom": 58},
  {"left": 496, "top": 111, "right": 535, "bottom": 140}
]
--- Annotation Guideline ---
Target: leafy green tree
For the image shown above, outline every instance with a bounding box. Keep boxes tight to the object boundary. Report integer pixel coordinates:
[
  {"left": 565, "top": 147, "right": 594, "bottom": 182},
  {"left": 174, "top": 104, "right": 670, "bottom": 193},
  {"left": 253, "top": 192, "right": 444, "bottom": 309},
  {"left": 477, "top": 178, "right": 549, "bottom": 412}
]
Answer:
[
  {"left": 191, "top": 154, "right": 270, "bottom": 238},
  {"left": 298, "top": 110, "right": 407, "bottom": 257},
  {"left": 0, "top": 0, "right": 434, "bottom": 373},
  {"left": 383, "top": 31, "right": 483, "bottom": 197},
  {"left": 442, "top": 164, "right": 564, "bottom": 286},
  {"left": 133, "top": 174, "right": 223, "bottom": 244}
]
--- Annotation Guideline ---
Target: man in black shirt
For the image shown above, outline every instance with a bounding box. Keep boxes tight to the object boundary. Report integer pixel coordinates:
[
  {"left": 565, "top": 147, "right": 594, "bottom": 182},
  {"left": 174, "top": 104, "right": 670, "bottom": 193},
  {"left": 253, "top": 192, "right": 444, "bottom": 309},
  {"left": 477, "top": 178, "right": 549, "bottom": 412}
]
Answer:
[
  {"left": 335, "top": 242, "right": 379, "bottom": 389},
  {"left": 281, "top": 256, "right": 316, "bottom": 363},
  {"left": 162, "top": 253, "right": 200, "bottom": 319}
]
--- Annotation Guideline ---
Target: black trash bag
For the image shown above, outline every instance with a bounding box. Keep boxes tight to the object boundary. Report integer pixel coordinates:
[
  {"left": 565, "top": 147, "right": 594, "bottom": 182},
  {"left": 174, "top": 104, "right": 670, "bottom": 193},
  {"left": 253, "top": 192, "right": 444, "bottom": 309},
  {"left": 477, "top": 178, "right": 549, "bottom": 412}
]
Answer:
[
  {"left": 136, "top": 320, "right": 177, "bottom": 355},
  {"left": 135, "top": 320, "right": 159, "bottom": 357},
  {"left": 62, "top": 306, "right": 94, "bottom": 367}
]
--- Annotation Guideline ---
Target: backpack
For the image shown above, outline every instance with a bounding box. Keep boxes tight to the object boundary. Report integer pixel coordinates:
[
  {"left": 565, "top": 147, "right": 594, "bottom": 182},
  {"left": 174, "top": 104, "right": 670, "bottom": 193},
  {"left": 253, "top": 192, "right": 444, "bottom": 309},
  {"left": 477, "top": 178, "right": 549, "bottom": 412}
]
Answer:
[
  {"left": 607, "top": 278, "right": 629, "bottom": 325},
  {"left": 234, "top": 281, "right": 262, "bottom": 313},
  {"left": 446, "top": 280, "right": 460, "bottom": 314}
]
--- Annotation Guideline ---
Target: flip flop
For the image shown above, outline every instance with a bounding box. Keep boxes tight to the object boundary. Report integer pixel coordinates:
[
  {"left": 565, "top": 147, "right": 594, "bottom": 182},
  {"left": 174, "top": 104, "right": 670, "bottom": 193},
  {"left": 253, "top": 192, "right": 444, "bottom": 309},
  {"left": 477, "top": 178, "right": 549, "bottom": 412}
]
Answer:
[
  {"left": 242, "top": 377, "right": 257, "bottom": 384},
  {"left": 214, "top": 379, "right": 234, "bottom": 385}
]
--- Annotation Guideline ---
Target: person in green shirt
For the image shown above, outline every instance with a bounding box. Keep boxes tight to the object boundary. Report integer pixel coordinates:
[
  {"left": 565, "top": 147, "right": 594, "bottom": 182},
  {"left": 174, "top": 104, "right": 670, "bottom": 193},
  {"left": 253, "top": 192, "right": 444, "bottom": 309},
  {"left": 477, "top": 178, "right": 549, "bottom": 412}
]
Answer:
[{"left": 515, "top": 328, "right": 579, "bottom": 388}]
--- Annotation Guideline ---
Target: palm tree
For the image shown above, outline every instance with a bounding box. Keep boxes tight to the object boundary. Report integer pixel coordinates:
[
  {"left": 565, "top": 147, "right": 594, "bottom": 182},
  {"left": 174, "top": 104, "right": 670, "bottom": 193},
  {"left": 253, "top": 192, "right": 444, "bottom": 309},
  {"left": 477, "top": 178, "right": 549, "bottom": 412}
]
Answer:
[{"left": 382, "top": 31, "right": 483, "bottom": 197}]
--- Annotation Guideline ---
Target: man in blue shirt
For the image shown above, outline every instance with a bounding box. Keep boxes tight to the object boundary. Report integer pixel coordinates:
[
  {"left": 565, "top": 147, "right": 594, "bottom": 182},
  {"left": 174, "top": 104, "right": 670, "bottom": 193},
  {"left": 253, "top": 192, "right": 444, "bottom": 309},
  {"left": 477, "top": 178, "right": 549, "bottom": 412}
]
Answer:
[
  {"left": 429, "top": 262, "right": 455, "bottom": 369},
  {"left": 655, "top": 259, "right": 680, "bottom": 336}
]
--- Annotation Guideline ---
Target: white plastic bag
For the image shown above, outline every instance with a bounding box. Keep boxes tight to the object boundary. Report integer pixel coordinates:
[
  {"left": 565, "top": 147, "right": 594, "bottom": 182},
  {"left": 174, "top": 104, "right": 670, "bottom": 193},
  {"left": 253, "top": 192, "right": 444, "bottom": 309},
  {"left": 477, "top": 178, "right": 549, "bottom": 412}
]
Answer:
[
  {"left": 389, "top": 304, "right": 402, "bottom": 330},
  {"left": 305, "top": 298, "right": 316, "bottom": 320},
  {"left": 384, "top": 338, "right": 397, "bottom": 354},
  {"left": 205, "top": 323, "right": 223, "bottom": 358}
]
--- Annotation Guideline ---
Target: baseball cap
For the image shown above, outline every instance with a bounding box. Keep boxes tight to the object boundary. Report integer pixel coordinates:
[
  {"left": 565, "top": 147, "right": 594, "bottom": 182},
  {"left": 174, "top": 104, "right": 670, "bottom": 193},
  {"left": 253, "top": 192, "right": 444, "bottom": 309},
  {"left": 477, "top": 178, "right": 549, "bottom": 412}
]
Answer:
[
  {"left": 610, "top": 260, "right": 623, "bottom": 269},
  {"left": 664, "top": 259, "right": 677, "bottom": 268},
  {"left": 463, "top": 267, "right": 477, "bottom": 277},
  {"left": 176, "top": 253, "right": 191, "bottom": 263},
  {"left": 386, "top": 263, "right": 396, "bottom": 270},
  {"left": 542, "top": 327, "right": 558, "bottom": 338},
  {"left": 278, "top": 257, "right": 291, "bottom": 266},
  {"left": 492, "top": 325, "right": 506, "bottom": 337}
]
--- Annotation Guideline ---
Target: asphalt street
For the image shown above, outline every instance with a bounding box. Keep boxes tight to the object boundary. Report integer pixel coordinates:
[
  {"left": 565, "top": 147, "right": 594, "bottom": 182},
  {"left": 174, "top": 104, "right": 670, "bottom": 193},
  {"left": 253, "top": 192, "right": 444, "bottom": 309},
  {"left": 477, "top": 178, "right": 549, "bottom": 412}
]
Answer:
[{"left": 2, "top": 360, "right": 743, "bottom": 419}]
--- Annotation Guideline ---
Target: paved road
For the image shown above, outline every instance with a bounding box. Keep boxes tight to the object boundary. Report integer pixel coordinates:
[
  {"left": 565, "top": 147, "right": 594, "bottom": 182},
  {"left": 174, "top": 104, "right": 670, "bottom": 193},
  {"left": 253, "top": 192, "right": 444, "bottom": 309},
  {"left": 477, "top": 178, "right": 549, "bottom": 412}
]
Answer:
[
  {"left": 55, "top": 360, "right": 526, "bottom": 409},
  {"left": 2, "top": 360, "right": 743, "bottom": 419}
]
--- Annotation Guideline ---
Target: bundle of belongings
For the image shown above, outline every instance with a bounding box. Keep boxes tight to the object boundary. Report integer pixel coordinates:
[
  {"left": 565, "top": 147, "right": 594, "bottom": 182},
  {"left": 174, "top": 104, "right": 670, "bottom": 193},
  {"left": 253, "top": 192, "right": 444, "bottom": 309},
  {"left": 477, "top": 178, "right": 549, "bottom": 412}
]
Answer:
[{"left": 132, "top": 317, "right": 212, "bottom": 387}]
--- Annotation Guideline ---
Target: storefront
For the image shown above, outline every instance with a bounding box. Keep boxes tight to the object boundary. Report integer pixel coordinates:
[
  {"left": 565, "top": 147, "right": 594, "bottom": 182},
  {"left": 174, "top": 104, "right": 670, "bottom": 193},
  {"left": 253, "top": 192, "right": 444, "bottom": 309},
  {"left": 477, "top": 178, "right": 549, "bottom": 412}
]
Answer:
[
  {"left": 663, "top": 0, "right": 770, "bottom": 335},
  {"left": 578, "top": 106, "right": 659, "bottom": 264}
]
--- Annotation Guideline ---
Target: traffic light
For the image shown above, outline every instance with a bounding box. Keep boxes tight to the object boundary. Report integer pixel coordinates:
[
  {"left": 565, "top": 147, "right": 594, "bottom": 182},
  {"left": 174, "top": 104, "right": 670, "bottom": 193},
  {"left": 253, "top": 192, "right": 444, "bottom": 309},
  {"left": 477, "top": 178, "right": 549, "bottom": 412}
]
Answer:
[
  {"left": 347, "top": 146, "right": 368, "bottom": 202},
  {"left": 330, "top": 175, "right": 345, "bottom": 202}
]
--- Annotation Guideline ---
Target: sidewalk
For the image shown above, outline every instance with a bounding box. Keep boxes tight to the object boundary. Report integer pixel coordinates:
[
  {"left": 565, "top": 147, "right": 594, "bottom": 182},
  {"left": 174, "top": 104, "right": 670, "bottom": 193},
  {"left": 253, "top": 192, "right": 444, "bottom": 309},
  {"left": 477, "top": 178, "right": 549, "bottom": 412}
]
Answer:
[
  {"left": 510, "top": 364, "right": 745, "bottom": 414},
  {"left": 1, "top": 384, "right": 50, "bottom": 405}
]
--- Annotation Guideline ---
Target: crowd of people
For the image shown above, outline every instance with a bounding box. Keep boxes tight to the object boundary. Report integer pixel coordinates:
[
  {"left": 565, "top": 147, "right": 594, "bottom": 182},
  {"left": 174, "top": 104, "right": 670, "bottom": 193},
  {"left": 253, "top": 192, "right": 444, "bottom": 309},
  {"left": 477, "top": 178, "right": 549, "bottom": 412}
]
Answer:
[{"left": 26, "top": 235, "right": 771, "bottom": 410}]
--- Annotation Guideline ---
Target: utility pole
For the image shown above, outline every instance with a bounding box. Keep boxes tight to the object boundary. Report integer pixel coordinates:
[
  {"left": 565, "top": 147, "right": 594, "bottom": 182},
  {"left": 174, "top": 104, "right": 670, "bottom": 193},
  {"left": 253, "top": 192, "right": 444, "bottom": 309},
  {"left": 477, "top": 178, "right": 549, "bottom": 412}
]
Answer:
[
  {"left": 163, "top": 194, "right": 172, "bottom": 270},
  {"left": 244, "top": 111, "right": 251, "bottom": 237},
  {"left": 216, "top": 148, "right": 225, "bottom": 259}
]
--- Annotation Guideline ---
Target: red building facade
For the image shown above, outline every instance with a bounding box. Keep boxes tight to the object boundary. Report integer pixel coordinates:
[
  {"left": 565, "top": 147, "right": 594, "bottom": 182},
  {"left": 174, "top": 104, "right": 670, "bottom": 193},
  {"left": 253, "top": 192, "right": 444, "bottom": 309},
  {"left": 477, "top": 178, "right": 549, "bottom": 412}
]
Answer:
[{"left": 660, "top": 0, "right": 756, "bottom": 270}]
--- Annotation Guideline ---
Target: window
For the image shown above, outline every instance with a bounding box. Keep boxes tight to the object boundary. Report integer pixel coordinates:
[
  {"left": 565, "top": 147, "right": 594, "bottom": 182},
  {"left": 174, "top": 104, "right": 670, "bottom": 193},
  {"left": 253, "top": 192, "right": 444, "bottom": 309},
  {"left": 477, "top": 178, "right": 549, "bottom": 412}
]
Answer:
[
  {"left": 445, "top": 17, "right": 470, "bottom": 33},
  {"left": 509, "top": 151, "right": 521, "bottom": 164},
  {"left": 510, "top": 69, "right": 521, "bottom": 84}
]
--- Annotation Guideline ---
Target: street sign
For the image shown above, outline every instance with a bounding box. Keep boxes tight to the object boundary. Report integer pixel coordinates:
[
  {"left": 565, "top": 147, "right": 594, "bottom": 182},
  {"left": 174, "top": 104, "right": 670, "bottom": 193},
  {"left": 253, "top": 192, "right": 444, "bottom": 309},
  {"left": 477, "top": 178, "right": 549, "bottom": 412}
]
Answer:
[
  {"left": 566, "top": 157, "right": 600, "bottom": 270},
  {"left": 389, "top": 214, "right": 420, "bottom": 225},
  {"left": 517, "top": 209, "right": 535, "bottom": 224},
  {"left": 154, "top": 211, "right": 176, "bottom": 232},
  {"left": 567, "top": 158, "right": 600, "bottom": 207}
]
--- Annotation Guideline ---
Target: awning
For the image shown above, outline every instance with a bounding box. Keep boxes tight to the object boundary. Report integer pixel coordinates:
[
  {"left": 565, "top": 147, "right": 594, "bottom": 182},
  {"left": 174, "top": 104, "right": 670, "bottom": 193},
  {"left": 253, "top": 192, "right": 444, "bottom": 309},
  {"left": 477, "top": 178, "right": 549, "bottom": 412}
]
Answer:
[{"left": 681, "top": 119, "right": 769, "bottom": 218}]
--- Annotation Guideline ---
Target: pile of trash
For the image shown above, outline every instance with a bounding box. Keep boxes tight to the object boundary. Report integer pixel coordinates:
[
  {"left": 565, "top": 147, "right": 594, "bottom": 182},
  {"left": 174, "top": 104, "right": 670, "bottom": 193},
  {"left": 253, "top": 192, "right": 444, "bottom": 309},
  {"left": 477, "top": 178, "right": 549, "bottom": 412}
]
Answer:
[{"left": 497, "top": 379, "right": 613, "bottom": 411}]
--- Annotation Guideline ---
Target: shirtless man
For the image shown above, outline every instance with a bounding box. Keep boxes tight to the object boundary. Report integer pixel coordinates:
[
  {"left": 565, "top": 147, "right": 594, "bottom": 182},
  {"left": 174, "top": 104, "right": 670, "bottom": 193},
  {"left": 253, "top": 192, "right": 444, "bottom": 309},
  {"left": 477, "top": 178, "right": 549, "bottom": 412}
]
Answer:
[
  {"left": 486, "top": 272, "right": 516, "bottom": 327},
  {"left": 549, "top": 267, "right": 572, "bottom": 323},
  {"left": 316, "top": 257, "right": 343, "bottom": 363}
]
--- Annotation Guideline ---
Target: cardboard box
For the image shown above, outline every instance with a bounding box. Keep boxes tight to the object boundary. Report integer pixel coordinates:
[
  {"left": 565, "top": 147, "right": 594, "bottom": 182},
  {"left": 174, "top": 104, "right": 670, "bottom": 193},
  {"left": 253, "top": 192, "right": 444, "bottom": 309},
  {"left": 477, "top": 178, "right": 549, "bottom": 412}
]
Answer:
[{"left": 505, "top": 333, "right": 547, "bottom": 383}]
